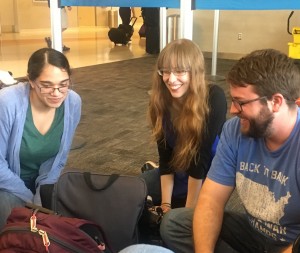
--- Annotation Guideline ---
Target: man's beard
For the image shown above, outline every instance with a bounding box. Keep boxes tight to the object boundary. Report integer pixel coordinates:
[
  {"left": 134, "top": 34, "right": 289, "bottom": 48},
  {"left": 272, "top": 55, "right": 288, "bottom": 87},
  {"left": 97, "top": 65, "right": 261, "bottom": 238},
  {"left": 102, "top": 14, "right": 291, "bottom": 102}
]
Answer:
[{"left": 241, "top": 106, "right": 274, "bottom": 139}]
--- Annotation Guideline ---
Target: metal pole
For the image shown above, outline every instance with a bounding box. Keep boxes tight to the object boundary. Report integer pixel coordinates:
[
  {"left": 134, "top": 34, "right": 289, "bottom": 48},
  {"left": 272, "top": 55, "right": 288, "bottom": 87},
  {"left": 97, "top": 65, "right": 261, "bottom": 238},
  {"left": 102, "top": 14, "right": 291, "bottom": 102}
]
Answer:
[
  {"left": 50, "top": 0, "right": 63, "bottom": 52},
  {"left": 160, "top": 7, "right": 167, "bottom": 51},
  {"left": 180, "top": 0, "right": 193, "bottom": 39},
  {"left": 211, "top": 10, "right": 220, "bottom": 76}
]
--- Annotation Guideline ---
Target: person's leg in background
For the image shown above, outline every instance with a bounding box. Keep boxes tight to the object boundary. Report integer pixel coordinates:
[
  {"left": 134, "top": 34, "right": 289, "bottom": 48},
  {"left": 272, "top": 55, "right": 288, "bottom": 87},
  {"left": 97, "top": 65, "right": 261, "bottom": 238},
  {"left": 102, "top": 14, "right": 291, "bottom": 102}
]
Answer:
[
  {"left": 143, "top": 7, "right": 160, "bottom": 55},
  {"left": 44, "top": 6, "right": 71, "bottom": 51},
  {"left": 119, "top": 7, "right": 131, "bottom": 25},
  {"left": 0, "top": 191, "right": 25, "bottom": 230},
  {"left": 61, "top": 6, "right": 71, "bottom": 51}
]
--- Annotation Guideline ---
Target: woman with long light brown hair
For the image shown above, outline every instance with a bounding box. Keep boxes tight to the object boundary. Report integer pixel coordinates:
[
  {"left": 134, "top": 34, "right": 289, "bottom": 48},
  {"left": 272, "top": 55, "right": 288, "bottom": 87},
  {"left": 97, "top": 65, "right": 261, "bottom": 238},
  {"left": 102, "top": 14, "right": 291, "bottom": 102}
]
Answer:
[{"left": 140, "top": 39, "right": 227, "bottom": 215}]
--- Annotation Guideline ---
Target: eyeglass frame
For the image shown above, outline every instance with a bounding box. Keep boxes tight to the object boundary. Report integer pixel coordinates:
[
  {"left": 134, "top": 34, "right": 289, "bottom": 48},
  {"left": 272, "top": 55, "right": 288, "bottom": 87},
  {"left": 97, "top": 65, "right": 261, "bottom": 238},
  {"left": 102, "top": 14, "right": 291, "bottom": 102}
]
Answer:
[
  {"left": 33, "top": 80, "right": 71, "bottom": 94},
  {"left": 231, "top": 96, "right": 267, "bottom": 112},
  {"left": 157, "top": 69, "right": 189, "bottom": 77}
]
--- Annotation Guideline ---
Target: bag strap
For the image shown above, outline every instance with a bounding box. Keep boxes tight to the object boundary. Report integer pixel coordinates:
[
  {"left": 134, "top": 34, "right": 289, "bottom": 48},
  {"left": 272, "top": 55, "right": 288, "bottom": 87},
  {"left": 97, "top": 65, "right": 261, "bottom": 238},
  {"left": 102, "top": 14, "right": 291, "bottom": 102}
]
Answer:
[
  {"left": 129, "top": 17, "right": 137, "bottom": 27},
  {"left": 83, "top": 172, "right": 119, "bottom": 191},
  {"left": 25, "top": 202, "right": 56, "bottom": 215}
]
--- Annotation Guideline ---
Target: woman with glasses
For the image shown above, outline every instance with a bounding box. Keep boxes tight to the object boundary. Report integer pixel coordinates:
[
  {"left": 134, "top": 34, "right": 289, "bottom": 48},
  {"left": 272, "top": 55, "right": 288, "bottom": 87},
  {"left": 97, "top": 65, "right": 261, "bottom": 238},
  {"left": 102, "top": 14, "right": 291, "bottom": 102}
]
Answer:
[
  {"left": 0, "top": 48, "right": 81, "bottom": 230},
  {"left": 139, "top": 39, "right": 227, "bottom": 242}
]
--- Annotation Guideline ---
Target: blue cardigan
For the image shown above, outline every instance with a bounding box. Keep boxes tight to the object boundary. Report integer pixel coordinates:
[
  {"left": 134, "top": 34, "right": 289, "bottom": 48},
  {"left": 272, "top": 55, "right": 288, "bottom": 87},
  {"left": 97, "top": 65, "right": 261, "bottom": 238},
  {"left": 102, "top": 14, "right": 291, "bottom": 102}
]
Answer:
[{"left": 0, "top": 82, "right": 81, "bottom": 204}]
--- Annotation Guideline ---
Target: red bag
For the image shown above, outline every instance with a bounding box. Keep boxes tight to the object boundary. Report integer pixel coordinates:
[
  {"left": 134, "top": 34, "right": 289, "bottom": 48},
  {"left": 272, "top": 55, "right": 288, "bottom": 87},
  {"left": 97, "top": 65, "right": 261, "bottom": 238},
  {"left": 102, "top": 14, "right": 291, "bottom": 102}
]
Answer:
[{"left": 0, "top": 206, "right": 113, "bottom": 253}]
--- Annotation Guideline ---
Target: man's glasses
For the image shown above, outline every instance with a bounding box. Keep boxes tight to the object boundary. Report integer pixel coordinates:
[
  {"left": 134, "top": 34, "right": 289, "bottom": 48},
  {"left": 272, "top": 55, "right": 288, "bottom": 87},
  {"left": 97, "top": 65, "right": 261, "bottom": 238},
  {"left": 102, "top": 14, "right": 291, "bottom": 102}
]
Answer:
[
  {"left": 157, "top": 69, "right": 189, "bottom": 77},
  {"left": 34, "top": 81, "right": 71, "bottom": 94},
  {"left": 231, "top": 96, "right": 267, "bottom": 112}
]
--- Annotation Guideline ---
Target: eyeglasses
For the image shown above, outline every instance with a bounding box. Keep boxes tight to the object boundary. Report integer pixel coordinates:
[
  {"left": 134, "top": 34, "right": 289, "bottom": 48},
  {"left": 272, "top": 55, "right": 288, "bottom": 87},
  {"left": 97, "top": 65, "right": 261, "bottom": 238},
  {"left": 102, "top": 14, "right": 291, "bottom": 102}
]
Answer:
[
  {"left": 157, "top": 69, "right": 189, "bottom": 77},
  {"left": 34, "top": 81, "right": 70, "bottom": 94},
  {"left": 231, "top": 96, "right": 267, "bottom": 112}
]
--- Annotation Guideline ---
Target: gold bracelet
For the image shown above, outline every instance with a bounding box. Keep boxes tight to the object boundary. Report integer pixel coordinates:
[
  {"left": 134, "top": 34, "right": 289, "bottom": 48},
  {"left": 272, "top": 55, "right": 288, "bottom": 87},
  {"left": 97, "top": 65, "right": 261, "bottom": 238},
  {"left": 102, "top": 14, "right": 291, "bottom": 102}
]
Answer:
[{"left": 161, "top": 203, "right": 172, "bottom": 208}]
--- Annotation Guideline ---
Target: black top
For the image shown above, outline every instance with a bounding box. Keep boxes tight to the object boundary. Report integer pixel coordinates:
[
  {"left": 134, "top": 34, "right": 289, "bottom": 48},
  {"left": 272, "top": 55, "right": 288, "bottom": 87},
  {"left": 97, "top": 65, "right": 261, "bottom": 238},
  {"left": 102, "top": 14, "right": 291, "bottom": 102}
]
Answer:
[{"left": 158, "top": 84, "right": 227, "bottom": 179}]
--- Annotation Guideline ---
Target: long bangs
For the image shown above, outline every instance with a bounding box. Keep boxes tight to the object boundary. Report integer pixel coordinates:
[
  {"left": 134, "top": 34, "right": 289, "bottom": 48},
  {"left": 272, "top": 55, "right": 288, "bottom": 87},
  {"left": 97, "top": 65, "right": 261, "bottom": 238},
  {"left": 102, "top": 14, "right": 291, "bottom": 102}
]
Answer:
[{"left": 158, "top": 43, "right": 192, "bottom": 71}]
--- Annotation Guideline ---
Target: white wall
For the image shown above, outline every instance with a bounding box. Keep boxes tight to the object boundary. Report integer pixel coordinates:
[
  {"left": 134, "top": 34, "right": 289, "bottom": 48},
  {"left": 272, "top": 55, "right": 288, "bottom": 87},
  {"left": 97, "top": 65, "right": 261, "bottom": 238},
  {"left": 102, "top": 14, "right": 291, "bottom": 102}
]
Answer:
[
  {"left": 1, "top": 1, "right": 300, "bottom": 58},
  {"left": 0, "top": 0, "right": 15, "bottom": 32},
  {"left": 193, "top": 10, "right": 300, "bottom": 58}
]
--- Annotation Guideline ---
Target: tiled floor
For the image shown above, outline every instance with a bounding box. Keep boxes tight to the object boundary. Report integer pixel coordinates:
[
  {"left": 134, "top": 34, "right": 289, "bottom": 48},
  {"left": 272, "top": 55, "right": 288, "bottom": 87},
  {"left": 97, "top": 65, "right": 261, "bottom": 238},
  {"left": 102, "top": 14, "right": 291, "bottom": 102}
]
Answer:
[{"left": 0, "top": 26, "right": 148, "bottom": 78}]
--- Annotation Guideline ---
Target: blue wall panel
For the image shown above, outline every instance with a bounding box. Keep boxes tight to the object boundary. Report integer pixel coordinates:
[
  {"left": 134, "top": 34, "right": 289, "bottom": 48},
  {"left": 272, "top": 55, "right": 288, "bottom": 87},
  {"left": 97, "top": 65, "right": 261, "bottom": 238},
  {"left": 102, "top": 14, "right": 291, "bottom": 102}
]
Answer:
[
  {"left": 194, "top": 0, "right": 300, "bottom": 10},
  {"left": 60, "top": 0, "right": 180, "bottom": 8},
  {"left": 61, "top": 0, "right": 300, "bottom": 10}
]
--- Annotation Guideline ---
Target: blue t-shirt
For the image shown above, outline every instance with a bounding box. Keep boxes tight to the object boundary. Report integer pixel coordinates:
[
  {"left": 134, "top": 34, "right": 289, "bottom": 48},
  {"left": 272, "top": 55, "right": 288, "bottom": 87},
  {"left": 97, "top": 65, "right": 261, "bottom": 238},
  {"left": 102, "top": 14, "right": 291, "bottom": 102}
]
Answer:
[{"left": 208, "top": 109, "right": 300, "bottom": 243}]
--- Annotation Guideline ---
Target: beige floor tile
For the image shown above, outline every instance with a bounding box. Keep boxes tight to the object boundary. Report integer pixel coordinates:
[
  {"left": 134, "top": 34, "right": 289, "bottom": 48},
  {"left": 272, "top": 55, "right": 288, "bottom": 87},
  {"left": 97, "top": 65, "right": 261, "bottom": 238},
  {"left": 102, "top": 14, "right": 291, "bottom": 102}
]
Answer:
[{"left": 0, "top": 27, "right": 148, "bottom": 78}]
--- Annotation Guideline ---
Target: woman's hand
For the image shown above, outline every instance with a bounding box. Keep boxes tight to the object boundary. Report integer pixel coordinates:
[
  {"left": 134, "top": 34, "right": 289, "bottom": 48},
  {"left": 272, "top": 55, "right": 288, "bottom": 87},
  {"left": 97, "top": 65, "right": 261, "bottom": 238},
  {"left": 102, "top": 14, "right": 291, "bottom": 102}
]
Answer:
[{"left": 160, "top": 203, "right": 172, "bottom": 213}]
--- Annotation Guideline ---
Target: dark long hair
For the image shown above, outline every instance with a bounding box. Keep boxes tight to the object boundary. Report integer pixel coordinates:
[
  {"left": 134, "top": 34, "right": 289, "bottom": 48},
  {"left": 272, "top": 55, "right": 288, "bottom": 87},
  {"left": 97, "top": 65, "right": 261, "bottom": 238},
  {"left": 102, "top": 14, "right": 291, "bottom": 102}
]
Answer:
[{"left": 27, "top": 48, "right": 71, "bottom": 81}]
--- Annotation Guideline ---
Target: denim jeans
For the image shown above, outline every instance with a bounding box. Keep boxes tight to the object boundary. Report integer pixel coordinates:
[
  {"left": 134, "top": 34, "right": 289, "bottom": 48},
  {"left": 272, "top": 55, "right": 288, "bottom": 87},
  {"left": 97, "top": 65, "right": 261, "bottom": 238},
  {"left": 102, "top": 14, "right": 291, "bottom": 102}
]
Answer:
[
  {"left": 139, "top": 168, "right": 162, "bottom": 205},
  {"left": 139, "top": 168, "right": 188, "bottom": 206},
  {"left": 160, "top": 208, "right": 195, "bottom": 253},
  {"left": 119, "top": 244, "right": 174, "bottom": 253},
  {"left": 0, "top": 190, "right": 25, "bottom": 230},
  {"left": 160, "top": 208, "right": 290, "bottom": 253},
  {"left": 219, "top": 212, "right": 290, "bottom": 253},
  {"left": 138, "top": 169, "right": 188, "bottom": 244}
]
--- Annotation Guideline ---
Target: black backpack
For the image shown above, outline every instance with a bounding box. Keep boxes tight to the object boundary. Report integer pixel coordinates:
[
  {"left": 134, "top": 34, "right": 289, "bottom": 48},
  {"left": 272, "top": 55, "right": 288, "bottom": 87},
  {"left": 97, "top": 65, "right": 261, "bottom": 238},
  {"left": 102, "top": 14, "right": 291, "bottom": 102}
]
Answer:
[
  {"left": 41, "top": 172, "right": 147, "bottom": 252},
  {"left": 108, "top": 17, "right": 137, "bottom": 45}
]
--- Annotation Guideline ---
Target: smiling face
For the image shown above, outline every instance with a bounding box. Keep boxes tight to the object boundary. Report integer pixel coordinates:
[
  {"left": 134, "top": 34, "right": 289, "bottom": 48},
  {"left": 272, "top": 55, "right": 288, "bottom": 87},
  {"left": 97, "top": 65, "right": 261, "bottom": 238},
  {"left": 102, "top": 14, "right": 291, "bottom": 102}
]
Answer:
[
  {"left": 152, "top": 39, "right": 206, "bottom": 118},
  {"left": 30, "top": 64, "right": 70, "bottom": 109},
  {"left": 230, "top": 84, "right": 274, "bottom": 138},
  {"left": 162, "top": 70, "right": 190, "bottom": 99}
]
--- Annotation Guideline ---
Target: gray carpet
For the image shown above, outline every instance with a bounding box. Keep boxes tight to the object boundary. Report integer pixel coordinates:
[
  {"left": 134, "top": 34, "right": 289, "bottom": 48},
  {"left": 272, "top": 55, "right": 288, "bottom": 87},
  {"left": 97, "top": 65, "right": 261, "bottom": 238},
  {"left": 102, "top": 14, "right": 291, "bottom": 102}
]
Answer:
[{"left": 65, "top": 56, "right": 236, "bottom": 175}]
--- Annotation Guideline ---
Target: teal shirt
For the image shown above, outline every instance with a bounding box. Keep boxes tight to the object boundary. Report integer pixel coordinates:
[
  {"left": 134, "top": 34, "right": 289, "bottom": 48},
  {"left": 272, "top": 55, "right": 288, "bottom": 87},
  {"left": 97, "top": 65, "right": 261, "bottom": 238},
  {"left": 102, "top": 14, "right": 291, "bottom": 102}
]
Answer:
[
  {"left": 20, "top": 103, "right": 64, "bottom": 193},
  {"left": 0, "top": 82, "right": 81, "bottom": 204}
]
